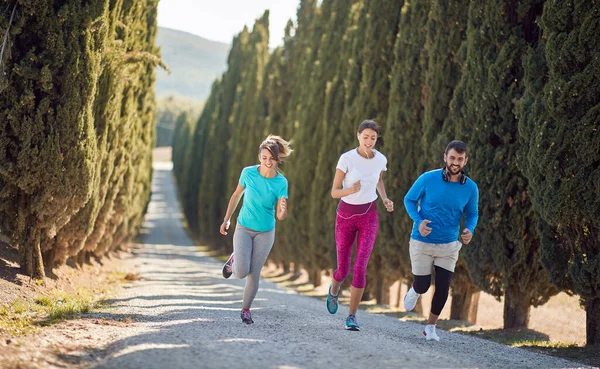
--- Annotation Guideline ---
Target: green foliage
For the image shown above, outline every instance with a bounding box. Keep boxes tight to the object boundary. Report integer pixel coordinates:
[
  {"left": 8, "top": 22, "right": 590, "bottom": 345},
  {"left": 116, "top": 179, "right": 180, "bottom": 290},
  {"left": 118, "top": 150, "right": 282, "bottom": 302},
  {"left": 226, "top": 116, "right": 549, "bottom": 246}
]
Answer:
[
  {"left": 517, "top": 0, "right": 600, "bottom": 344},
  {"left": 353, "top": 0, "right": 404, "bottom": 300},
  {"left": 446, "top": 0, "right": 557, "bottom": 329},
  {"left": 156, "top": 96, "right": 204, "bottom": 147},
  {"left": 381, "top": 0, "right": 430, "bottom": 281},
  {"left": 274, "top": 0, "right": 321, "bottom": 274},
  {"left": 0, "top": 0, "right": 160, "bottom": 275},
  {"left": 0, "top": 0, "right": 107, "bottom": 278}
]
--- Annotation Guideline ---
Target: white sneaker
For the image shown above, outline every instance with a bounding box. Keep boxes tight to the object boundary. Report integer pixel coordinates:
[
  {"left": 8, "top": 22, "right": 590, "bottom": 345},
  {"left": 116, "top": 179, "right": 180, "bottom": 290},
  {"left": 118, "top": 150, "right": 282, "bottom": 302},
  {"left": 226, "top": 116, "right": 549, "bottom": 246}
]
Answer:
[
  {"left": 403, "top": 287, "right": 420, "bottom": 311},
  {"left": 423, "top": 324, "right": 440, "bottom": 341}
]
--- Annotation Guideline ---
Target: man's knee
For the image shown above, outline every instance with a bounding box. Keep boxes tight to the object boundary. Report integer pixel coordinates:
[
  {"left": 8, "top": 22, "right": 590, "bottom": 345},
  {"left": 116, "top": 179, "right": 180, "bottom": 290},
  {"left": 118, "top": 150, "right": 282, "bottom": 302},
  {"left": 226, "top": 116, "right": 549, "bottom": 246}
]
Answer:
[{"left": 413, "top": 274, "right": 431, "bottom": 294}]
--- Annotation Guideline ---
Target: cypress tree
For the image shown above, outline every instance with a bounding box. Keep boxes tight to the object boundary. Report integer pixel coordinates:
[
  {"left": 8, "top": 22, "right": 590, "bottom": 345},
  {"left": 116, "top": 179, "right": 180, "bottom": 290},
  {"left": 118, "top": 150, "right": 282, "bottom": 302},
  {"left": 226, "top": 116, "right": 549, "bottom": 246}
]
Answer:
[
  {"left": 421, "top": 1, "right": 478, "bottom": 321},
  {"left": 90, "top": 0, "right": 159, "bottom": 257},
  {"left": 172, "top": 112, "right": 190, "bottom": 181},
  {"left": 42, "top": 2, "right": 113, "bottom": 267},
  {"left": 446, "top": 0, "right": 556, "bottom": 329},
  {"left": 517, "top": 0, "right": 600, "bottom": 344},
  {"left": 0, "top": 0, "right": 107, "bottom": 278},
  {"left": 232, "top": 11, "right": 271, "bottom": 168},
  {"left": 265, "top": 19, "right": 307, "bottom": 269},
  {"left": 421, "top": 1, "right": 468, "bottom": 163},
  {"left": 354, "top": 0, "right": 403, "bottom": 303},
  {"left": 195, "top": 86, "right": 227, "bottom": 246},
  {"left": 186, "top": 31, "right": 245, "bottom": 241},
  {"left": 277, "top": 0, "right": 322, "bottom": 280},
  {"left": 224, "top": 11, "right": 270, "bottom": 199},
  {"left": 83, "top": 0, "right": 161, "bottom": 259},
  {"left": 382, "top": 0, "right": 430, "bottom": 296},
  {"left": 282, "top": 0, "right": 348, "bottom": 287},
  {"left": 114, "top": 0, "right": 158, "bottom": 248},
  {"left": 172, "top": 111, "right": 197, "bottom": 194},
  {"left": 201, "top": 15, "right": 270, "bottom": 246},
  {"left": 262, "top": 22, "right": 294, "bottom": 139},
  {"left": 184, "top": 79, "right": 222, "bottom": 239}
]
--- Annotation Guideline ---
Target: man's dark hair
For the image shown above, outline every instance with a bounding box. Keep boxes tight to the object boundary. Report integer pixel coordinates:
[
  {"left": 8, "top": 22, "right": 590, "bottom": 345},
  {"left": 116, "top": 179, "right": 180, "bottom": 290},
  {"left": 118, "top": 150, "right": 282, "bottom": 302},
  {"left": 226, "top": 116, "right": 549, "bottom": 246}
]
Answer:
[{"left": 445, "top": 140, "right": 467, "bottom": 155}]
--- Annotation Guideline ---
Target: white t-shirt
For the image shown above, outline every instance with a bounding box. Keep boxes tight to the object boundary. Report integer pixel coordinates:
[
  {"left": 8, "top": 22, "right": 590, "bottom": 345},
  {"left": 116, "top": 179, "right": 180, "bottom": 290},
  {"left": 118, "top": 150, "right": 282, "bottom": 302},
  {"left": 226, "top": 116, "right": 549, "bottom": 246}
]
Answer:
[{"left": 336, "top": 148, "right": 387, "bottom": 205}]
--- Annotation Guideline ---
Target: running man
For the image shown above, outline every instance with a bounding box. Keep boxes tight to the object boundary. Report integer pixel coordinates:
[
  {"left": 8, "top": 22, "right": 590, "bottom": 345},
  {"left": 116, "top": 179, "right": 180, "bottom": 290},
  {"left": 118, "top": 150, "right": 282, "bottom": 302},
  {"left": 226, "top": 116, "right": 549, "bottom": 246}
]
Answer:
[{"left": 403, "top": 140, "right": 479, "bottom": 341}]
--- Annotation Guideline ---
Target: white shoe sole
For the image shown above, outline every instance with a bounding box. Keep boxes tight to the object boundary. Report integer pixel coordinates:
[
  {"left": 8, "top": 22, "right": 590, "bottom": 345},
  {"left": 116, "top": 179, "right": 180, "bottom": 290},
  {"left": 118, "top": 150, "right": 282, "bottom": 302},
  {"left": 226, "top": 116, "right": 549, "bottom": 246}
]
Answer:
[{"left": 404, "top": 294, "right": 418, "bottom": 311}]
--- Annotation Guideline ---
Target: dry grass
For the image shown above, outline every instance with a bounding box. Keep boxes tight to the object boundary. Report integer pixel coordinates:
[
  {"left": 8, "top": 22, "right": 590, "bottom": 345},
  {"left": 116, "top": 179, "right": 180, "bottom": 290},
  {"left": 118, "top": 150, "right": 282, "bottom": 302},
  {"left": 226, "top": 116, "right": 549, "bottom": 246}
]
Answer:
[
  {"left": 0, "top": 242, "right": 139, "bottom": 338},
  {"left": 0, "top": 288, "right": 101, "bottom": 335}
]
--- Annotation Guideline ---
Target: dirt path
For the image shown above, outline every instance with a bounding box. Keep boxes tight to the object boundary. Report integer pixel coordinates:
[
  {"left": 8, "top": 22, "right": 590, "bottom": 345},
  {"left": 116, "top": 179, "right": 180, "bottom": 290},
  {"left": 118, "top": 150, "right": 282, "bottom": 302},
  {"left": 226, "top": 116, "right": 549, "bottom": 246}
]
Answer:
[{"left": 1, "top": 162, "right": 592, "bottom": 369}]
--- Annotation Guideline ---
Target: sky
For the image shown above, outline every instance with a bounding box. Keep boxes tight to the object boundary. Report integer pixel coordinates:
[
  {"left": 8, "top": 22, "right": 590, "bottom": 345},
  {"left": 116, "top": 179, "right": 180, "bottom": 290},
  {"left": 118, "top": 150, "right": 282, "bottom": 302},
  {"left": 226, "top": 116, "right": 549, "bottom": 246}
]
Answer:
[{"left": 157, "top": 0, "right": 299, "bottom": 47}]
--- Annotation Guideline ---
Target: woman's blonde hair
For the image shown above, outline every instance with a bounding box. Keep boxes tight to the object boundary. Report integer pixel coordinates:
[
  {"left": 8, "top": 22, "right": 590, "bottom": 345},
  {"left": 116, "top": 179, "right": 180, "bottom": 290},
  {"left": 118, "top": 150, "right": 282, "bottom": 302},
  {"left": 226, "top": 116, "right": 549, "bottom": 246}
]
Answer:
[{"left": 259, "top": 134, "right": 293, "bottom": 162}]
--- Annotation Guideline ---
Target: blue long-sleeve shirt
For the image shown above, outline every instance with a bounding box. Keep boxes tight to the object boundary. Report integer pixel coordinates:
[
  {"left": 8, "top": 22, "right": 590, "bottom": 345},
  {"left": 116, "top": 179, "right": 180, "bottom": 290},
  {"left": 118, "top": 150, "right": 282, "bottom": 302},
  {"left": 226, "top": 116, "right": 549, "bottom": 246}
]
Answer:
[{"left": 404, "top": 169, "right": 479, "bottom": 244}]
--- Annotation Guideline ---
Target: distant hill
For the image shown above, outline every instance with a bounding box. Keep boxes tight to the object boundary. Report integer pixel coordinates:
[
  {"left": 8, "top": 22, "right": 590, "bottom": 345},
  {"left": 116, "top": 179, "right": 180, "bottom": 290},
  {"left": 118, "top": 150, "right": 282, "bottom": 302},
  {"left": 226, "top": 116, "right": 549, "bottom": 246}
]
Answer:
[{"left": 155, "top": 27, "right": 230, "bottom": 101}]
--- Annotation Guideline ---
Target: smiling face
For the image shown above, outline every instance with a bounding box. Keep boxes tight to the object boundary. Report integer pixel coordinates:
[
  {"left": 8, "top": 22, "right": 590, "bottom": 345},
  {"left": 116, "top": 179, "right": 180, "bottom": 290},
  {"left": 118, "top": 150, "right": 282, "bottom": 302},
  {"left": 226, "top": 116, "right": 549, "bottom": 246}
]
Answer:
[
  {"left": 357, "top": 128, "right": 378, "bottom": 154},
  {"left": 444, "top": 148, "right": 468, "bottom": 176},
  {"left": 259, "top": 148, "right": 277, "bottom": 170}
]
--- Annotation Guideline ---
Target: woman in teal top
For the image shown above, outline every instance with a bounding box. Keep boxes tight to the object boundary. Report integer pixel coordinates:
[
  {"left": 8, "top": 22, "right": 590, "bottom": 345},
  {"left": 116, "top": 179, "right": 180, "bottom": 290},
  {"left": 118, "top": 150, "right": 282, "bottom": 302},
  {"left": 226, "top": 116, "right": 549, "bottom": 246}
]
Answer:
[{"left": 220, "top": 135, "right": 293, "bottom": 325}]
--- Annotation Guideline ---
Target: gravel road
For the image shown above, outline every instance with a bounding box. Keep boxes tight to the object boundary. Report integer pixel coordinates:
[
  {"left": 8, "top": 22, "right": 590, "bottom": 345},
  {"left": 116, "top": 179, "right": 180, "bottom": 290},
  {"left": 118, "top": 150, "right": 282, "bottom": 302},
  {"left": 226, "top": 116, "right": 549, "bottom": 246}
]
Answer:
[{"left": 92, "top": 162, "right": 592, "bottom": 369}]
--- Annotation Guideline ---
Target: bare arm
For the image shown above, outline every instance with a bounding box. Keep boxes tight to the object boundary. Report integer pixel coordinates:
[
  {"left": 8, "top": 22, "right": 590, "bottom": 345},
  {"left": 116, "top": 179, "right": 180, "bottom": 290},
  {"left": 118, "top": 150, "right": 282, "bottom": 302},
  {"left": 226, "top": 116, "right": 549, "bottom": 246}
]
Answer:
[
  {"left": 220, "top": 184, "right": 245, "bottom": 235},
  {"left": 376, "top": 171, "right": 394, "bottom": 212},
  {"left": 331, "top": 169, "right": 360, "bottom": 199}
]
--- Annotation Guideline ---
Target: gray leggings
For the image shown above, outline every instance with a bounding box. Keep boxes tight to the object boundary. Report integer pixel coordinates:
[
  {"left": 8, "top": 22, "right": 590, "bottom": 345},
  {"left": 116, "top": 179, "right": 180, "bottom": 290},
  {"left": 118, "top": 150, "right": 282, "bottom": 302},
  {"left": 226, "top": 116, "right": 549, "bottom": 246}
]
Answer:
[{"left": 233, "top": 224, "right": 275, "bottom": 309}]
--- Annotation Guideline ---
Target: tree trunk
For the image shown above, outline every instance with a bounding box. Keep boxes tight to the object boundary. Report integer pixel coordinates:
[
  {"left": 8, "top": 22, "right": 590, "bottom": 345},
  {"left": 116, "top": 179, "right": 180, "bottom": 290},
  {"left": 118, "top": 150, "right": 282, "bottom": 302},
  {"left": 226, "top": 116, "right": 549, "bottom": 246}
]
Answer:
[
  {"left": 75, "top": 250, "right": 87, "bottom": 267},
  {"left": 377, "top": 278, "right": 392, "bottom": 305},
  {"left": 310, "top": 269, "right": 322, "bottom": 288},
  {"left": 450, "top": 283, "right": 479, "bottom": 323},
  {"left": 503, "top": 284, "right": 531, "bottom": 329},
  {"left": 586, "top": 298, "right": 600, "bottom": 346},
  {"left": 18, "top": 219, "right": 45, "bottom": 280},
  {"left": 42, "top": 246, "right": 56, "bottom": 271},
  {"left": 469, "top": 291, "right": 480, "bottom": 323},
  {"left": 393, "top": 279, "right": 402, "bottom": 308}
]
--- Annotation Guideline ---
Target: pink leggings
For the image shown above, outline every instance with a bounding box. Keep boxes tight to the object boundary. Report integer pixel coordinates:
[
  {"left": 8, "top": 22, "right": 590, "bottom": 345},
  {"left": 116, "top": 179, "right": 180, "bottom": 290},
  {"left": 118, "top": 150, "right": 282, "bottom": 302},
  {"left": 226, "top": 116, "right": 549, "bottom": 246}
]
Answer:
[{"left": 333, "top": 201, "right": 379, "bottom": 289}]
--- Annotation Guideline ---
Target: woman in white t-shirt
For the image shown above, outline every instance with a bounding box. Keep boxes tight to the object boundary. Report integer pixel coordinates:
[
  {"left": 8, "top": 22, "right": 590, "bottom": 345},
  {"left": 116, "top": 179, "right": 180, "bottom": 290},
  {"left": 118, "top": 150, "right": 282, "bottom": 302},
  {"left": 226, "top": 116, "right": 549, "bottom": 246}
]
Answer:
[{"left": 326, "top": 120, "right": 394, "bottom": 331}]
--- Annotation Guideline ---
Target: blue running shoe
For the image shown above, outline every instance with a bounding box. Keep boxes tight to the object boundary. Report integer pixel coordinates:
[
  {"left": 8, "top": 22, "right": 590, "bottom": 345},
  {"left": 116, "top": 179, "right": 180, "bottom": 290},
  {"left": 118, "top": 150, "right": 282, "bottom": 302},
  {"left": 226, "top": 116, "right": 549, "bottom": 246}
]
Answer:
[
  {"left": 241, "top": 309, "right": 253, "bottom": 325},
  {"left": 326, "top": 283, "right": 339, "bottom": 314},
  {"left": 345, "top": 314, "right": 360, "bottom": 331},
  {"left": 222, "top": 253, "right": 234, "bottom": 279}
]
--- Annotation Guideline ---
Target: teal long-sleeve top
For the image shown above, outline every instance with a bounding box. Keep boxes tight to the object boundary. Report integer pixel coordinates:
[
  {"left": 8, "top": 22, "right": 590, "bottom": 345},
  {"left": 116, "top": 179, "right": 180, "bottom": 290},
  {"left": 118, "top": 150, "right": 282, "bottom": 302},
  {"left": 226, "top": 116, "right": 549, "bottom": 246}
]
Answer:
[{"left": 403, "top": 169, "right": 479, "bottom": 244}]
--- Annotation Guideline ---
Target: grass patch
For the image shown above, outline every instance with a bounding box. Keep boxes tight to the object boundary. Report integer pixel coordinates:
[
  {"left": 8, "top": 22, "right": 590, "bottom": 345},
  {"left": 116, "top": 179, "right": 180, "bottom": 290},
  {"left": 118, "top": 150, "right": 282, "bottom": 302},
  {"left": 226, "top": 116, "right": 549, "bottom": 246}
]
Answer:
[
  {"left": 1, "top": 287, "right": 108, "bottom": 335},
  {"left": 459, "top": 327, "right": 551, "bottom": 345},
  {"left": 38, "top": 291, "right": 94, "bottom": 323},
  {"left": 455, "top": 328, "right": 599, "bottom": 366},
  {"left": 0, "top": 299, "right": 39, "bottom": 335},
  {"left": 109, "top": 271, "right": 142, "bottom": 282}
]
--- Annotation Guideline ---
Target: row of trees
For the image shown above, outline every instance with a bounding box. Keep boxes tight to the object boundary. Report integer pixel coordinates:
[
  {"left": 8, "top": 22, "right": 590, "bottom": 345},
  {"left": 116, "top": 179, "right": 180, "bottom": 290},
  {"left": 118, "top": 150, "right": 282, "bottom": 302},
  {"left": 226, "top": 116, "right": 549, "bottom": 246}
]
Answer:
[
  {"left": 0, "top": 0, "right": 161, "bottom": 279},
  {"left": 155, "top": 96, "right": 204, "bottom": 147},
  {"left": 172, "top": 1, "right": 599, "bottom": 345}
]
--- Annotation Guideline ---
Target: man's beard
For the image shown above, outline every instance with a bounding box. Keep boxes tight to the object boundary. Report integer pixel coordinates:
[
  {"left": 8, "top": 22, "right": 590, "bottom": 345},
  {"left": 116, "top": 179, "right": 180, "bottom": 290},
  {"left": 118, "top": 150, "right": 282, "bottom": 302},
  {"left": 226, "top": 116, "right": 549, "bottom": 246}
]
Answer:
[{"left": 446, "top": 164, "right": 462, "bottom": 175}]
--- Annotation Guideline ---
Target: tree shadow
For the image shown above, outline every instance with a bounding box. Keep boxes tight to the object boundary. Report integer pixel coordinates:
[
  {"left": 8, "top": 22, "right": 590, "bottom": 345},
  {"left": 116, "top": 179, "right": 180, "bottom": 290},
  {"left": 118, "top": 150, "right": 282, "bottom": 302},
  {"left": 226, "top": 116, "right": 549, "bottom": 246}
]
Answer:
[{"left": 0, "top": 241, "right": 23, "bottom": 283}]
